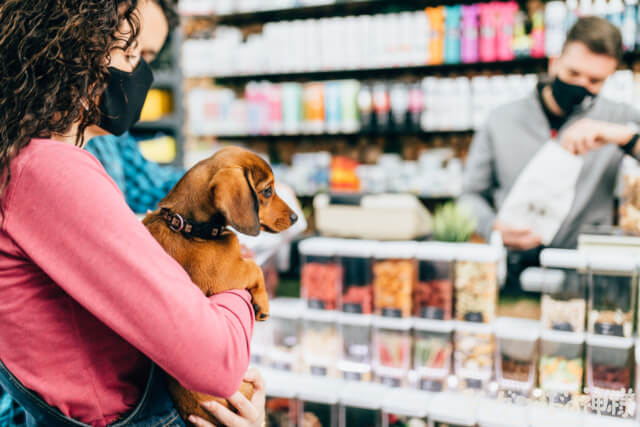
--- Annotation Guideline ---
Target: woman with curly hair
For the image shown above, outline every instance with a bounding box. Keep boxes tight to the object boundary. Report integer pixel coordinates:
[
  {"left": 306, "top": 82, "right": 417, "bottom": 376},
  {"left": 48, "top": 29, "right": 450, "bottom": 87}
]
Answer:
[{"left": 0, "top": 1, "right": 264, "bottom": 426}]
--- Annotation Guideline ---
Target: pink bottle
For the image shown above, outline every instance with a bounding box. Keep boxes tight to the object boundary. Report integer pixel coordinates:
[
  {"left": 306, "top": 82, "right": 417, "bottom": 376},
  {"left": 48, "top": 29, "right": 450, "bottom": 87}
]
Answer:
[
  {"left": 461, "top": 5, "right": 480, "bottom": 63},
  {"left": 479, "top": 3, "right": 497, "bottom": 62},
  {"left": 496, "top": 2, "right": 518, "bottom": 61}
]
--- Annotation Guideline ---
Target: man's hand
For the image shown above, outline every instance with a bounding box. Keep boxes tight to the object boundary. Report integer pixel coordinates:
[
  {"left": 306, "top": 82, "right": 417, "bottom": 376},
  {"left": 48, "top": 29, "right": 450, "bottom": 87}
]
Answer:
[
  {"left": 493, "top": 220, "right": 543, "bottom": 251},
  {"left": 561, "top": 118, "right": 635, "bottom": 155}
]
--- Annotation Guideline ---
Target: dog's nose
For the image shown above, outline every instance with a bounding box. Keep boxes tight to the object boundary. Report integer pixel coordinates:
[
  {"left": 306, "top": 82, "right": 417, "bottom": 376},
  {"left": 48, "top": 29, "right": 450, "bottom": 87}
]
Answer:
[{"left": 290, "top": 212, "right": 298, "bottom": 224}]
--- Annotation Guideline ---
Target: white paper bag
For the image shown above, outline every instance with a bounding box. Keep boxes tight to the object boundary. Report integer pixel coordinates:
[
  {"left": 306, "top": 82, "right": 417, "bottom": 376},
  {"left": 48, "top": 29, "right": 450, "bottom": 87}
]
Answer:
[{"left": 497, "top": 141, "right": 583, "bottom": 245}]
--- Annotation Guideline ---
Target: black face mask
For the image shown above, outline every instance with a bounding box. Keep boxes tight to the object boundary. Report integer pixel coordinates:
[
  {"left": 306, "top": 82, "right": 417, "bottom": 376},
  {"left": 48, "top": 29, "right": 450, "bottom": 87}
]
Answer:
[
  {"left": 550, "top": 77, "right": 596, "bottom": 115},
  {"left": 99, "top": 60, "right": 154, "bottom": 136}
]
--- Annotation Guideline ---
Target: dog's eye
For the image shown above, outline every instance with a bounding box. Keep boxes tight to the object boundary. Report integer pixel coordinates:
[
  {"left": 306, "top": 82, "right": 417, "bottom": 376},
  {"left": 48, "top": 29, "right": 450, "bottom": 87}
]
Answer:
[{"left": 262, "top": 187, "right": 273, "bottom": 198}]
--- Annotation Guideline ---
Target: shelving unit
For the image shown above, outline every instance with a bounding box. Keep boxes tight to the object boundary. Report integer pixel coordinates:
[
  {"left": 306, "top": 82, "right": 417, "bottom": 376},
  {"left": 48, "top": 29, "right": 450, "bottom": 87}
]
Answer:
[
  {"left": 132, "top": 30, "right": 185, "bottom": 167},
  {"left": 211, "top": 129, "right": 474, "bottom": 140}
]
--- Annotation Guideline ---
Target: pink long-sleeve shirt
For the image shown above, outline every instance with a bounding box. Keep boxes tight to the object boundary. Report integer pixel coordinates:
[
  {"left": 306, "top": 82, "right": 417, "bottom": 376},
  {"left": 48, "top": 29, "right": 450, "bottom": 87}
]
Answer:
[{"left": 0, "top": 138, "right": 255, "bottom": 426}]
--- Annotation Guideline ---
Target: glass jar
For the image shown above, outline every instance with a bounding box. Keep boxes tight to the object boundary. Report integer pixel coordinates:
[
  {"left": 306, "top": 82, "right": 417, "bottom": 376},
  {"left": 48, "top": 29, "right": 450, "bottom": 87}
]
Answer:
[
  {"left": 539, "top": 330, "right": 585, "bottom": 403},
  {"left": 337, "top": 240, "right": 375, "bottom": 314},
  {"left": 454, "top": 321, "right": 494, "bottom": 390},
  {"left": 299, "top": 237, "right": 342, "bottom": 310},
  {"left": 338, "top": 312, "right": 374, "bottom": 382},
  {"left": 339, "top": 382, "right": 386, "bottom": 427},
  {"left": 373, "top": 316, "right": 413, "bottom": 388},
  {"left": 414, "top": 242, "right": 454, "bottom": 320},
  {"left": 381, "top": 388, "right": 431, "bottom": 427},
  {"left": 540, "top": 249, "right": 588, "bottom": 333},
  {"left": 494, "top": 317, "right": 539, "bottom": 397},
  {"left": 297, "top": 376, "right": 343, "bottom": 427},
  {"left": 268, "top": 298, "right": 304, "bottom": 372},
  {"left": 588, "top": 254, "right": 637, "bottom": 338},
  {"left": 586, "top": 334, "right": 635, "bottom": 417},
  {"left": 413, "top": 318, "right": 453, "bottom": 392},
  {"left": 454, "top": 244, "right": 501, "bottom": 323},
  {"left": 302, "top": 309, "right": 340, "bottom": 377},
  {"left": 373, "top": 242, "right": 417, "bottom": 318}
]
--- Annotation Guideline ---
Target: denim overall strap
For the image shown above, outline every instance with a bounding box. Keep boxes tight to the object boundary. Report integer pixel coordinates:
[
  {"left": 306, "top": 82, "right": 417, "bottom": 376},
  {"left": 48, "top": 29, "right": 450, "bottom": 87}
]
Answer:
[{"left": 0, "top": 358, "right": 185, "bottom": 427}]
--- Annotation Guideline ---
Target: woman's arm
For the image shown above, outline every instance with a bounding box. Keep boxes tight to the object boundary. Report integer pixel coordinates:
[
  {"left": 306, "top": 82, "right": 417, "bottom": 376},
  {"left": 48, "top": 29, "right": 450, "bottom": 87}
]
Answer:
[{"left": 3, "top": 142, "right": 253, "bottom": 398}]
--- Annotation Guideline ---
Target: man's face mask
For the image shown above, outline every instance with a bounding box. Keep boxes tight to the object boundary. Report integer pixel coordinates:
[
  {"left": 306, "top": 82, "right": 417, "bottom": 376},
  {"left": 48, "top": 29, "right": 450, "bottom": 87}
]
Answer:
[
  {"left": 550, "top": 77, "right": 597, "bottom": 115},
  {"left": 98, "top": 59, "right": 154, "bottom": 136}
]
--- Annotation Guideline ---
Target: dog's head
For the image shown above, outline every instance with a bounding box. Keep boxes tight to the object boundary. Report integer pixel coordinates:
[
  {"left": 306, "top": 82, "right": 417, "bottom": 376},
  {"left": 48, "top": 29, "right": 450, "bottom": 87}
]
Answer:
[{"left": 160, "top": 147, "right": 297, "bottom": 236}]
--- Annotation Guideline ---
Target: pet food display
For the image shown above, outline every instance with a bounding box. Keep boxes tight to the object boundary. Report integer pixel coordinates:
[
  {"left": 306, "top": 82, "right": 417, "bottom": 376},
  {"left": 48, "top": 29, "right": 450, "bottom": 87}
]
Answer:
[
  {"left": 269, "top": 298, "right": 305, "bottom": 372},
  {"left": 373, "top": 242, "right": 417, "bottom": 318},
  {"left": 428, "top": 392, "right": 478, "bottom": 427},
  {"left": 454, "top": 245, "right": 501, "bottom": 323},
  {"left": 299, "top": 238, "right": 342, "bottom": 310},
  {"left": 337, "top": 240, "right": 376, "bottom": 315},
  {"left": 454, "top": 321, "right": 494, "bottom": 390},
  {"left": 302, "top": 310, "right": 341, "bottom": 377},
  {"left": 494, "top": 318, "right": 539, "bottom": 396},
  {"left": 338, "top": 312, "right": 374, "bottom": 382},
  {"left": 539, "top": 249, "right": 588, "bottom": 333},
  {"left": 588, "top": 254, "right": 637, "bottom": 338},
  {"left": 266, "top": 397, "right": 297, "bottom": 427},
  {"left": 587, "top": 334, "right": 634, "bottom": 393},
  {"left": 373, "top": 316, "right": 413, "bottom": 388},
  {"left": 414, "top": 243, "right": 455, "bottom": 320},
  {"left": 413, "top": 319, "right": 454, "bottom": 392},
  {"left": 539, "top": 330, "right": 585, "bottom": 400},
  {"left": 297, "top": 376, "right": 343, "bottom": 427},
  {"left": 339, "top": 382, "right": 386, "bottom": 427}
]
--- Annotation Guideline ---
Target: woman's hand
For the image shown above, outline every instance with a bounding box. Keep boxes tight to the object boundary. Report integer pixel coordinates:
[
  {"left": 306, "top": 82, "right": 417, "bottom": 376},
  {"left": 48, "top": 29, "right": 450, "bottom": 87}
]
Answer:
[{"left": 188, "top": 368, "right": 266, "bottom": 427}]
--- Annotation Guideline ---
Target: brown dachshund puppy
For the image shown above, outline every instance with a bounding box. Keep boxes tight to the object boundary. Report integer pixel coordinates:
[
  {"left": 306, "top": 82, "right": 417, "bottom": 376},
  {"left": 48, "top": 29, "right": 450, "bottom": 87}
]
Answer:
[{"left": 143, "top": 146, "right": 298, "bottom": 425}]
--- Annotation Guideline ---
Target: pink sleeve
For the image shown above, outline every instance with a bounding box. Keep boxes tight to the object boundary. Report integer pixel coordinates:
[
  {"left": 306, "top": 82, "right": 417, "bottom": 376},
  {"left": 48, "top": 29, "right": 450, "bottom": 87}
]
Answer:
[{"left": 3, "top": 144, "right": 254, "bottom": 398}]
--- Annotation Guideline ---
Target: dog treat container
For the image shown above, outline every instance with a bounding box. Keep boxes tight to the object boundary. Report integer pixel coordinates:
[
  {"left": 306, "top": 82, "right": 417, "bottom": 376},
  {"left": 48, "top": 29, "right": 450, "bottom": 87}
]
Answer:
[
  {"left": 268, "top": 298, "right": 304, "bottom": 372},
  {"left": 250, "top": 320, "right": 273, "bottom": 366},
  {"left": 428, "top": 391, "right": 478, "bottom": 427},
  {"left": 587, "top": 253, "right": 637, "bottom": 338},
  {"left": 454, "top": 321, "right": 494, "bottom": 390},
  {"left": 539, "top": 329, "right": 585, "bottom": 403},
  {"left": 381, "top": 388, "right": 431, "bottom": 427},
  {"left": 539, "top": 249, "right": 588, "bottom": 333},
  {"left": 413, "top": 318, "right": 453, "bottom": 392},
  {"left": 301, "top": 308, "right": 340, "bottom": 377},
  {"left": 373, "top": 241, "right": 417, "bottom": 318},
  {"left": 336, "top": 239, "right": 375, "bottom": 315},
  {"left": 373, "top": 315, "right": 412, "bottom": 388},
  {"left": 619, "top": 166, "right": 640, "bottom": 235},
  {"left": 297, "top": 376, "right": 344, "bottom": 427},
  {"left": 454, "top": 244, "right": 500, "bottom": 323},
  {"left": 339, "top": 381, "right": 387, "bottom": 427},
  {"left": 263, "top": 369, "right": 299, "bottom": 427},
  {"left": 299, "top": 237, "right": 342, "bottom": 310},
  {"left": 586, "top": 334, "right": 634, "bottom": 417},
  {"left": 338, "top": 312, "right": 374, "bottom": 382},
  {"left": 414, "top": 242, "right": 454, "bottom": 320},
  {"left": 494, "top": 317, "right": 539, "bottom": 397}
]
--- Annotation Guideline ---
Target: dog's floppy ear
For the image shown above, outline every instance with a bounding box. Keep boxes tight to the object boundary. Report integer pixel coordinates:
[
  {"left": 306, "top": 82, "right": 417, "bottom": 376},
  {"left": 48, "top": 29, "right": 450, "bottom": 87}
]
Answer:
[{"left": 210, "top": 167, "right": 260, "bottom": 236}]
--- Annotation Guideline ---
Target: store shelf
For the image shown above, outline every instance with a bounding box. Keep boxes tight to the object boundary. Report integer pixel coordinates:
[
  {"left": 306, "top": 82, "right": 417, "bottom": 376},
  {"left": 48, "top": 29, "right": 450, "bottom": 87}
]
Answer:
[
  {"left": 207, "top": 57, "right": 549, "bottom": 84},
  {"left": 295, "top": 192, "right": 458, "bottom": 201},
  {"left": 152, "top": 69, "right": 180, "bottom": 88},
  {"left": 211, "top": 0, "right": 449, "bottom": 26},
  {"left": 133, "top": 116, "right": 181, "bottom": 132},
  {"left": 213, "top": 129, "right": 474, "bottom": 140}
]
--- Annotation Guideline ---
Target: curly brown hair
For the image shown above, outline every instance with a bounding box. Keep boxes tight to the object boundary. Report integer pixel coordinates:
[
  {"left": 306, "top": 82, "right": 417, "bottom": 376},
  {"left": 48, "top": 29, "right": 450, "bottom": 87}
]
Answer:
[{"left": 0, "top": 0, "right": 140, "bottom": 214}]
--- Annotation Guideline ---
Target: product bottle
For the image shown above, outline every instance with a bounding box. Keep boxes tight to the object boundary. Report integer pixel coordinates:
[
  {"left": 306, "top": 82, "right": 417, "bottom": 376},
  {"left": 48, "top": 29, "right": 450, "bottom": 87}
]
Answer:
[
  {"left": 530, "top": 7, "right": 546, "bottom": 58},
  {"left": 545, "top": 1, "right": 568, "bottom": 57},
  {"left": 358, "top": 83, "right": 374, "bottom": 133},
  {"left": 593, "top": 0, "right": 608, "bottom": 18},
  {"left": 426, "top": 7, "right": 445, "bottom": 65},
  {"left": 608, "top": 0, "right": 625, "bottom": 28},
  {"left": 496, "top": 2, "right": 517, "bottom": 61},
  {"left": 623, "top": 0, "right": 637, "bottom": 51},
  {"left": 512, "top": 10, "right": 531, "bottom": 58},
  {"left": 390, "top": 82, "right": 410, "bottom": 131},
  {"left": 479, "top": 2, "right": 497, "bottom": 62},
  {"left": 341, "top": 80, "right": 360, "bottom": 134},
  {"left": 372, "top": 82, "right": 390, "bottom": 132},
  {"left": 324, "top": 81, "right": 341, "bottom": 135},
  {"left": 565, "top": 0, "right": 579, "bottom": 31},
  {"left": 579, "top": 0, "right": 593, "bottom": 16},
  {"left": 444, "top": 5, "right": 463, "bottom": 64},
  {"left": 408, "top": 83, "right": 424, "bottom": 132},
  {"left": 461, "top": 5, "right": 480, "bottom": 63}
]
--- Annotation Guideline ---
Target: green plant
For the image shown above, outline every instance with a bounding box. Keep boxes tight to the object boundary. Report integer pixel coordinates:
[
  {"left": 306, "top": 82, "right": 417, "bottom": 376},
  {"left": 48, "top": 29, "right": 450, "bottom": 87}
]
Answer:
[{"left": 432, "top": 202, "right": 476, "bottom": 242}]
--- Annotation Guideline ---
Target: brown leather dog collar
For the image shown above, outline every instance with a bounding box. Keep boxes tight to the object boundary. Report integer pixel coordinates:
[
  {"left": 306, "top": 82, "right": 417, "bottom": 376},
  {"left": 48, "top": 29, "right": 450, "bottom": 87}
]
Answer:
[{"left": 160, "top": 208, "right": 226, "bottom": 239}]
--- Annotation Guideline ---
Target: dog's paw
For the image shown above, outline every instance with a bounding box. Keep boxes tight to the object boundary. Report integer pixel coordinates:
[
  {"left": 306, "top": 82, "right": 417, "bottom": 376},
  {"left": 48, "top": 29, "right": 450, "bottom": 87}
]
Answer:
[{"left": 252, "top": 302, "right": 269, "bottom": 321}]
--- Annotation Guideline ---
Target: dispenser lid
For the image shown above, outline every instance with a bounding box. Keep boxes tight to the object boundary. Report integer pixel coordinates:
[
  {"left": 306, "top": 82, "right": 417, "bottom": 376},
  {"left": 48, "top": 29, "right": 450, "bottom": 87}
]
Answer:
[
  {"left": 373, "top": 315, "right": 413, "bottom": 331},
  {"left": 297, "top": 375, "right": 344, "bottom": 404},
  {"left": 270, "top": 297, "right": 305, "bottom": 320},
  {"left": 373, "top": 241, "right": 418, "bottom": 260},
  {"left": 339, "top": 381, "right": 388, "bottom": 409},
  {"left": 382, "top": 388, "right": 432, "bottom": 418},
  {"left": 455, "top": 320, "right": 493, "bottom": 335},
  {"left": 494, "top": 317, "right": 540, "bottom": 342},
  {"left": 333, "top": 239, "right": 377, "bottom": 258},
  {"left": 454, "top": 243, "right": 502, "bottom": 263},
  {"left": 587, "top": 252, "right": 636, "bottom": 273},
  {"left": 476, "top": 398, "right": 527, "bottom": 427},
  {"left": 298, "top": 237, "right": 338, "bottom": 257},
  {"left": 428, "top": 392, "right": 477, "bottom": 426},
  {"left": 413, "top": 318, "right": 454, "bottom": 333},
  {"left": 540, "top": 249, "right": 586, "bottom": 270},
  {"left": 541, "top": 329, "right": 585, "bottom": 345},
  {"left": 586, "top": 333, "right": 634, "bottom": 349},
  {"left": 262, "top": 368, "right": 298, "bottom": 398},
  {"left": 415, "top": 242, "right": 456, "bottom": 262}
]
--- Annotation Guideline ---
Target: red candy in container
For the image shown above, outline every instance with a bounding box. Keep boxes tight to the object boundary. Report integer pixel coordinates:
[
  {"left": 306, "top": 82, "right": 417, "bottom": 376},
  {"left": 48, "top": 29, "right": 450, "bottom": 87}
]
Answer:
[
  {"left": 414, "top": 242, "right": 455, "bottom": 320},
  {"left": 336, "top": 239, "right": 376, "bottom": 315},
  {"left": 299, "top": 237, "right": 343, "bottom": 311}
]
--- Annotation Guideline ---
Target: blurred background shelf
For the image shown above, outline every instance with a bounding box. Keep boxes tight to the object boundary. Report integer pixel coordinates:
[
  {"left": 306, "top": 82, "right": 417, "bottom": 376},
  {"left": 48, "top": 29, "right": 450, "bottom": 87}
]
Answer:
[{"left": 209, "top": 129, "right": 475, "bottom": 140}]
